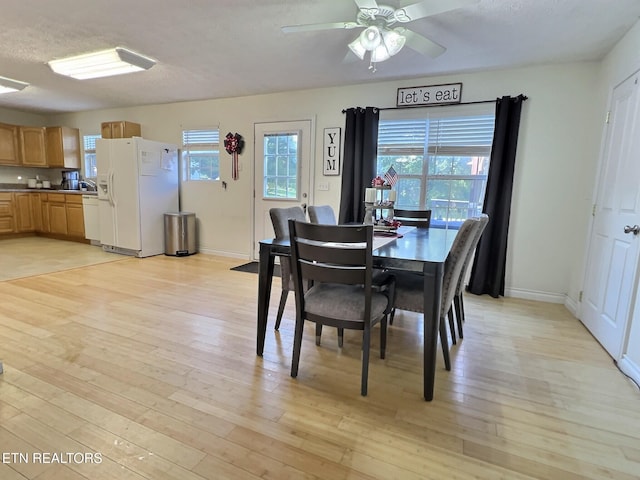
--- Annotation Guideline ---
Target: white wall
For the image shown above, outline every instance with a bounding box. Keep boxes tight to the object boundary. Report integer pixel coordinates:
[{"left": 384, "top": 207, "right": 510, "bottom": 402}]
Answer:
[
  {"left": 0, "top": 107, "right": 46, "bottom": 126},
  {"left": 2, "top": 61, "right": 595, "bottom": 303}
]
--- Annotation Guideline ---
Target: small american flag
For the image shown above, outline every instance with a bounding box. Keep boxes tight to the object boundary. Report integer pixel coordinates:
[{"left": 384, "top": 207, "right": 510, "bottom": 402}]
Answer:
[{"left": 384, "top": 165, "right": 398, "bottom": 187}]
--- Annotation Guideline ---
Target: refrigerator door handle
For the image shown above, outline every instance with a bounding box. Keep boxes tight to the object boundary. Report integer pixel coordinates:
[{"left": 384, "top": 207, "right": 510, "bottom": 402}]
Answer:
[{"left": 108, "top": 170, "right": 115, "bottom": 206}]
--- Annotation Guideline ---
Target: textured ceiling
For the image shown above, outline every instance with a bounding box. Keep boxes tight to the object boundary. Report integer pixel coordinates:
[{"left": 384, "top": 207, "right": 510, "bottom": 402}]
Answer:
[{"left": 0, "top": 0, "right": 639, "bottom": 114}]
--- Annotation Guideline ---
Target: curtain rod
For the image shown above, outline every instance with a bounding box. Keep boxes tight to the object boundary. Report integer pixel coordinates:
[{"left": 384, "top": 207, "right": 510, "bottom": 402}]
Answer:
[{"left": 342, "top": 96, "right": 528, "bottom": 113}]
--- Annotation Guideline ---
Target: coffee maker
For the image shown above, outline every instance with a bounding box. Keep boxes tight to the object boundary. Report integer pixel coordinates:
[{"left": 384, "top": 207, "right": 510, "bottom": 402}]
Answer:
[{"left": 61, "top": 170, "right": 80, "bottom": 190}]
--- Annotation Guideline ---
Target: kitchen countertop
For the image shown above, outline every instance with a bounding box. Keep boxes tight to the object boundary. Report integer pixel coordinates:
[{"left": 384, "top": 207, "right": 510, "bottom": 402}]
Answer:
[{"left": 0, "top": 184, "right": 97, "bottom": 195}]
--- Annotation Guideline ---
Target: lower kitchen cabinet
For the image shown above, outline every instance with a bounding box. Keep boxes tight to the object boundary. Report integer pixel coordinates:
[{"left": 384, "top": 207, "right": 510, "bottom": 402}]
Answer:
[
  {"left": 31, "top": 193, "right": 42, "bottom": 231},
  {"left": 49, "top": 202, "right": 67, "bottom": 235},
  {"left": 14, "top": 193, "right": 34, "bottom": 232},
  {"left": 45, "top": 193, "right": 68, "bottom": 235},
  {"left": 0, "top": 192, "right": 15, "bottom": 233},
  {"left": 0, "top": 191, "right": 89, "bottom": 240},
  {"left": 65, "top": 195, "right": 85, "bottom": 237}
]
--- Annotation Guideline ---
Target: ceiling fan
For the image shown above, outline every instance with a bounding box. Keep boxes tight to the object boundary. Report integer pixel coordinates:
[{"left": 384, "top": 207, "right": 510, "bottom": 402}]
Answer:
[{"left": 282, "top": 0, "right": 478, "bottom": 70}]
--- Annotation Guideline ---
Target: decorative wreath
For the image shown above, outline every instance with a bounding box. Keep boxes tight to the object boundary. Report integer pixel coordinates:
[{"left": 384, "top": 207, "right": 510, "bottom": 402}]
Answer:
[
  {"left": 224, "top": 132, "right": 244, "bottom": 155},
  {"left": 224, "top": 132, "right": 244, "bottom": 180}
]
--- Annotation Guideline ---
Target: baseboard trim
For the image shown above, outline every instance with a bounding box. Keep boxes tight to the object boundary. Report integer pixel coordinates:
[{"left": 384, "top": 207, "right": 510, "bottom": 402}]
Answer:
[
  {"left": 564, "top": 295, "right": 580, "bottom": 317},
  {"left": 504, "top": 287, "right": 566, "bottom": 304},
  {"left": 197, "top": 247, "right": 250, "bottom": 260},
  {"left": 618, "top": 356, "right": 640, "bottom": 388}
]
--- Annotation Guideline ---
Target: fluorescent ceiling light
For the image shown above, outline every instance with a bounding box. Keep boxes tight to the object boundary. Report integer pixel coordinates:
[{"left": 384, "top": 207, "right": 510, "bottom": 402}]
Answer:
[
  {"left": 0, "top": 76, "right": 29, "bottom": 94},
  {"left": 48, "top": 47, "right": 156, "bottom": 80}
]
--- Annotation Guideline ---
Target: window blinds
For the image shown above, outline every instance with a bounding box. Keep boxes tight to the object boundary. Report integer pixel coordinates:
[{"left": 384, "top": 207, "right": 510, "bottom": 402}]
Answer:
[{"left": 377, "top": 115, "right": 495, "bottom": 155}]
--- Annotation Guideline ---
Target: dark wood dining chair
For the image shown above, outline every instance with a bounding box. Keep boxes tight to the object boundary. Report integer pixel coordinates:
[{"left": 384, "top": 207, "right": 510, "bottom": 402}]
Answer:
[
  {"left": 452, "top": 214, "right": 489, "bottom": 339},
  {"left": 308, "top": 205, "right": 337, "bottom": 225},
  {"left": 393, "top": 209, "right": 432, "bottom": 228},
  {"left": 269, "top": 206, "right": 307, "bottom": 330},
  {"left": 389, "top": 217, "right": 480, "bottom": 370},
  {"left": 288, "top": 220, "right": 394, "bottom": 396}
]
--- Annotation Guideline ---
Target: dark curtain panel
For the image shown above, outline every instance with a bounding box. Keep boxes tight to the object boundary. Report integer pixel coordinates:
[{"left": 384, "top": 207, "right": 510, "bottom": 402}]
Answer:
[
  {"left": 468, "top": 94, "right": 527, "bottom": 298},
  {"left": 338, "top": 107, "right": 379, "bottom": 224}
]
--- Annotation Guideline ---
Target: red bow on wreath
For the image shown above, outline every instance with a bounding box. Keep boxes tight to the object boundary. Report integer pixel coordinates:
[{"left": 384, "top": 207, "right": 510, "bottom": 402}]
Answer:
[{"left": 224, "top": 132, "right": 244, "bottom": 180}]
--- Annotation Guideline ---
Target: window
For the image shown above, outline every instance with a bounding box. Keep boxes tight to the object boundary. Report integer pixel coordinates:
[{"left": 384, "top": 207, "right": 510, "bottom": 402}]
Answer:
[
  {"left": 182, "top": 129, "right": 220, "bottom": 181},
  {"left": 377, "top": 105, "right": 495, "bottom": 228},
  {"left": 263, "top": 132, "right": 299, "bottom": 199},
  {"left": 83, "top": 134, "right": 101, "bottom": 179}
]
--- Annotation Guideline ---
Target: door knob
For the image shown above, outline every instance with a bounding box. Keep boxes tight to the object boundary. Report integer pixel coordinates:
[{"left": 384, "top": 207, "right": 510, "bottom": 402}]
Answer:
[{"left": 624, "top": 225, "right": 640, "bottom": 235}]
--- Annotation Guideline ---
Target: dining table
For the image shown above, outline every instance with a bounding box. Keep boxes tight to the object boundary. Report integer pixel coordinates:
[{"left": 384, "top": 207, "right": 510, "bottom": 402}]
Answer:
[{"left": 256, "top": 226, "right": 457, "bottom": 401}]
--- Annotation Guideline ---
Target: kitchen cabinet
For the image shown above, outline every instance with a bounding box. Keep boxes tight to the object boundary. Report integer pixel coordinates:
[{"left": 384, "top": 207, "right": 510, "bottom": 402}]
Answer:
[
  {"left": 101, "top": 121, "right": 141, "bottom": 139},
  {"left": 0, "top": 123, "right": 20, "bottom": 165},
  {"left": 40, "top": 193, "right": 50, "bottom": 233},
  {"left": 19, "top": 126, "right": 47, "bottom": 167},
  {"left": 0, "top": 192, "right": 15, "bottom": 233},
  {"left": 0, "top": 191, "right": 89, "bottom": 240},
  {"left": 47, "top": 193, "right": 67, "bottom": 235},
  {"left": 39, "top": 193, "right": 86, "bottom": 238},
  {"left": 31, "top": 192, "right": 43, "bottom": 231},
  {"left": 46, "top": 126, "right": 81, "bottom": 168},
  {"left": 14, "top": 193, "right": 34, "bottom": 232},
  {"left": 65, "top": 194, "right": 85, "bottom": 237}
]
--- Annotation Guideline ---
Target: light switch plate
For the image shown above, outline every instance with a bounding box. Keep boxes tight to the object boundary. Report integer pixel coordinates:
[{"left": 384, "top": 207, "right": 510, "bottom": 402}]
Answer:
[{"left": 317, "top": 182, "right": 329, "bottom": 191}]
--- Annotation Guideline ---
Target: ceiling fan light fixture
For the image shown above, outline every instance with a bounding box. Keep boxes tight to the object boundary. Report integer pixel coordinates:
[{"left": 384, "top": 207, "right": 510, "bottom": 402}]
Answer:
[
  {"left": 48, "top": 47, "right": 156, "bottom": 80},
  {"left": 382, "top": 28, "right": 406, "bottom": 56},
  {"left": 0, "top": 76, "right": 29, "bottom": 94},
  {"left": 371, "top": 44, "right": 391, "bottom": 63},
  {"left": 348, "top": 38, "right": 367, "bottom": 60},
  {"left": 359, "top": 26, "right": 382, "bottom": 50}
]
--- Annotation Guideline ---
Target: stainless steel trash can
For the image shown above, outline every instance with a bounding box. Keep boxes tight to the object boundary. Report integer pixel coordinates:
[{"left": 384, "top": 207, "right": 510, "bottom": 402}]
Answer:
[{"left": 164, "top": 212, "right": 197, "bottom": 256}]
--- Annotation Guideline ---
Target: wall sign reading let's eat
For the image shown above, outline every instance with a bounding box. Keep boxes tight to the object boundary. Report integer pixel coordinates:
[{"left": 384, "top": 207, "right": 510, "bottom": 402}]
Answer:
[
  {"left": 323, "top": 127, "right": 341, "bottom": 176},
  {"left": 396, "top": 83, "right": 463, "bottom": 107}
]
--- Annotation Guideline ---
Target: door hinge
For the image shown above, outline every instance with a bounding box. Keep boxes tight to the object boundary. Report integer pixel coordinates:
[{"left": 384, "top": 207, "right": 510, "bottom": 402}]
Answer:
[
  {"left": 605, "top": 111, "right": 611, "bottom": 124},
  {"left": 579, "top": 291, "right": 583, "bottom": 302},
  {"left": 592, "top": 204, "right": 596, "bottom": 216}
]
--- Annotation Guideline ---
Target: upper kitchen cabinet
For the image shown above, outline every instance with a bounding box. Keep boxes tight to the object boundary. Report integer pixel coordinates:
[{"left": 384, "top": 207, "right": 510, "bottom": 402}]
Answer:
[
  {"left": 101, "top": 121, "right": 141, "bottom": 139},
  {"left": 46, "top": 126, "right": 81, "bottom": 169},
  {"left": 19, "top": 126, "right": 47, "bottom": 167},
  {"left": 0, "top": 122, "right": 20, "bottom": 165}
]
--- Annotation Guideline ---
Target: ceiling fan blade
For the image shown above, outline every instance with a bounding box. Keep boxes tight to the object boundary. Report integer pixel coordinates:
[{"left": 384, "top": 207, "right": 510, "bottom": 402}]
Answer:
[
  {"left": 400, "top": 28, "right": 446, "bottom": 58},
  {"left": 281, "top": 22, "right": 360, "bottom": 33},
  {"left": 354, "top": 0, "right": 379, "bottom": 11},
  {"left": 395, "top": 0, "right": 478, "bottom": 22}
]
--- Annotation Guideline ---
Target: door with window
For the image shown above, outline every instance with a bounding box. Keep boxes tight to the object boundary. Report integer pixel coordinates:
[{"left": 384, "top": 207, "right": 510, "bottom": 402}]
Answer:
[
  {"left": 581, "top": 71, "right": 640, "bottom": 359},
  {"left": 253, "top": 120, "right": 312, "bottom": 259}
]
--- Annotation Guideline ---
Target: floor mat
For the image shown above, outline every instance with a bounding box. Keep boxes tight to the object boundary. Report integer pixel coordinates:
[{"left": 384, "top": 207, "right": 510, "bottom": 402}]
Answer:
[{"left": 231, "top": 261, "right": 281, "bottom": 276}]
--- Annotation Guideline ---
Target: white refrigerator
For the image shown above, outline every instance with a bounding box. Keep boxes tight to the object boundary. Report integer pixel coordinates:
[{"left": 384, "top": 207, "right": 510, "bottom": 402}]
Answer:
[{"left": 96, "top": 137, "right": 179, "bottom": 257}]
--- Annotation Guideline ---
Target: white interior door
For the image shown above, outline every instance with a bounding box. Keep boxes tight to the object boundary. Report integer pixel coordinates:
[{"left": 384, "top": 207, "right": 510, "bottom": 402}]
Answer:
[
  {"left": 581, "top": 71, "right": 640, "bottom": 358},
  {"left": 253, "top": 120, "right": 312, "bottom": 260}
]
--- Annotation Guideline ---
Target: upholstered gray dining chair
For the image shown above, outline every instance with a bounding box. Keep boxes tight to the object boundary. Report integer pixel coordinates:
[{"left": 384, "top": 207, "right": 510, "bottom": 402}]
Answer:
[
  {"left": 389, "top": 217, "right": 480, "bottom": 370},
  {"left": 269, "top": 206, "right": 307, "bottom": 330},
  {"left": 308, "top": 205, "right": 337, "bottom": 225},
  {"left": 452, "top": 214, "right": 489, "bottom": 340},
  {"left": 288, "top": 220, "right": 394, "bottom": 396}
]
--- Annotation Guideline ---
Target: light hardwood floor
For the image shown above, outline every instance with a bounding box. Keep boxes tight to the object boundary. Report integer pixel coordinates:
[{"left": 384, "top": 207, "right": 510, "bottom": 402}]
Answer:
[{"left": 0, "top": 248, "right": 639, "bottom": 479}]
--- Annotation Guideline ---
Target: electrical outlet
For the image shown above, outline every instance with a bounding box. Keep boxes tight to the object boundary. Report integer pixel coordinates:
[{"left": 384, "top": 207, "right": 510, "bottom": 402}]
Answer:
[{"left": 317, "top": 182, "right": 329, "bottom": 191}]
